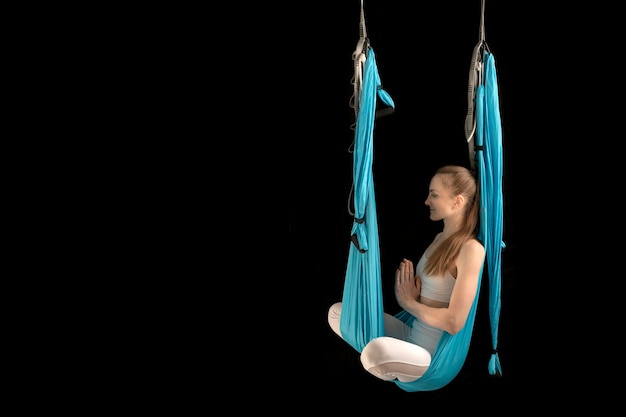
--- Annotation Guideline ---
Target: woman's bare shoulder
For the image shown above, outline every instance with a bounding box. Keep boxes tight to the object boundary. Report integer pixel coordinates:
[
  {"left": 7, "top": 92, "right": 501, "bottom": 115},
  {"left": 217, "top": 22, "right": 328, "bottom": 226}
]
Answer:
[{"left": 462, "top": 238, "right": 485, "bottom": 257}]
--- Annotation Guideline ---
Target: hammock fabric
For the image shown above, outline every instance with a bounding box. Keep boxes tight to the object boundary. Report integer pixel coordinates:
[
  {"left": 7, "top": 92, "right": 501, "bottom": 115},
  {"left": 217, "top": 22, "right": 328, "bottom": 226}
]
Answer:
[
  {"left": 339, "top": 45, "right": 392, "bottom": 352},
  {"left": 338, "top": 0, "right": 503, "bottom": 392}
]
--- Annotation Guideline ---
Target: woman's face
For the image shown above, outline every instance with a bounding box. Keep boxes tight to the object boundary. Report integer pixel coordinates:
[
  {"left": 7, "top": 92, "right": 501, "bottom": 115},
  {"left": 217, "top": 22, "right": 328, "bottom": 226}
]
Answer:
[{"left": 424, "top": 174, "right": 456, "bottom": 221}]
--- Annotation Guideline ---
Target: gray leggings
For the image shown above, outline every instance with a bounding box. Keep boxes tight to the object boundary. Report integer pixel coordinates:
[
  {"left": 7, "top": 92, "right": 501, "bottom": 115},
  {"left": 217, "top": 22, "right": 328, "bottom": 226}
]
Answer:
[{"left": 328, "top": 302, "right": 442, "bottom": 382}]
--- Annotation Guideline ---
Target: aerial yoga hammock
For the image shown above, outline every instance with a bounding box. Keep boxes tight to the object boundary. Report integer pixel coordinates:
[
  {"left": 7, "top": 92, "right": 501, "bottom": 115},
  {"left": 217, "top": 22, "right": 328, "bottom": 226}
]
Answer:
[{"left": 336, "top": 0, "right": 504, "bottom": 392}]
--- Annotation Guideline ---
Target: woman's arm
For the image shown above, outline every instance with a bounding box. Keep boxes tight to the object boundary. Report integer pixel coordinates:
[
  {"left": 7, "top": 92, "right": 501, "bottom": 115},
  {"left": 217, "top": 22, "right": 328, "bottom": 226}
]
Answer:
[{"left": 395, "top": 239, "right": 485, "bottom": 334}]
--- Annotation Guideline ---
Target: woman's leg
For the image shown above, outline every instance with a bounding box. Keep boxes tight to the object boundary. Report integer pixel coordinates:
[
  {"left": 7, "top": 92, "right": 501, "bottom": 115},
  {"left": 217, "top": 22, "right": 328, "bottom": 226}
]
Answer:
[
  {"left": 327, "top": 302, "right": 343, "bottom": 337},
  {"left": 360, "top": 336, "right": 432, "bottom": 382},
  {"left": 328, "top": 302, "right": 431, "bottom": 382},
  {"left": 328, "top": 302, "right": 411, "bottom": 340}
]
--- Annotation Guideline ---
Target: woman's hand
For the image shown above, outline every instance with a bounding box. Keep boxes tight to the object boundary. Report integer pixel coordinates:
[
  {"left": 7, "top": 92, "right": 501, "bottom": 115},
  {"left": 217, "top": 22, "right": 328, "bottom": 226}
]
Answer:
[{"left": 395, "top": 258, "right": 421, "bottom": 310}]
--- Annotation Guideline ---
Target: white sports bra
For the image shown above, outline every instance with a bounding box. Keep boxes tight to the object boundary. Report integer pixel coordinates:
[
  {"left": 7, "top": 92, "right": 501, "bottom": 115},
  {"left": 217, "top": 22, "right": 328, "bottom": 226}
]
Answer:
[{"left": 415, "top": 254, "right": 456, "bottom": 303}]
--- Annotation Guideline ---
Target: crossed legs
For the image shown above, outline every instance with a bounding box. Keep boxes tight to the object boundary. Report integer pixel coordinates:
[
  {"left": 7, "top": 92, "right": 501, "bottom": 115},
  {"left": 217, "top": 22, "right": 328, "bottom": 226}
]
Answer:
[{"left": 328, "top": 302, "right": 431, "bottom": 382}]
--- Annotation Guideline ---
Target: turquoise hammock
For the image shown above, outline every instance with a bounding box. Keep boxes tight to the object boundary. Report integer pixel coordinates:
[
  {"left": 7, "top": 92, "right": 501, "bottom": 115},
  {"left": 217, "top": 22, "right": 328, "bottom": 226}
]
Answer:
[{"left": 338, "top": 0, "right": 504, "bottom": 392}]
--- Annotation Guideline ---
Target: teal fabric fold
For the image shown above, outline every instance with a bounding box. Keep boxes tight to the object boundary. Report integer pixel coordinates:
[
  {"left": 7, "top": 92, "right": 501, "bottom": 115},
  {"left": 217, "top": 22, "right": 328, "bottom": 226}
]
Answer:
[{"left": 340, "top": 47, "right": 392, "bottom": 352}]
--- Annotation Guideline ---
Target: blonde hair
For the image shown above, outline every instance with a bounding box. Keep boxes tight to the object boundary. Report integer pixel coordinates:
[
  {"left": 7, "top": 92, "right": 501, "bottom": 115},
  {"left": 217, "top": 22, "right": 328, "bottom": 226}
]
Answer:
[{"left": 424, "top": 165, "right": 480, "bottom": 277}]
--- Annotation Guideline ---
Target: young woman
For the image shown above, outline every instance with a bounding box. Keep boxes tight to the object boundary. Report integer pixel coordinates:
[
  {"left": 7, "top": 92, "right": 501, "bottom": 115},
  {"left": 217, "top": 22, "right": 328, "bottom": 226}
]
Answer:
[{"left": 328, "top": 165, "right": 485, "bottom": 382}]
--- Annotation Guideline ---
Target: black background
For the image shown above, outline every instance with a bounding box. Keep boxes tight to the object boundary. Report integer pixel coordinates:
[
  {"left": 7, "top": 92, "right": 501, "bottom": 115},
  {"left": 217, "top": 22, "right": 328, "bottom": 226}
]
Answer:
[
  {"left": 166, "top": 0, "right": 606, "bottom": 410},
  {"left": 279, "top": 1, "right": 530, "bottom": 409},
  {"left": 55, "top": 1, "right": 619, "bottom": 411}
]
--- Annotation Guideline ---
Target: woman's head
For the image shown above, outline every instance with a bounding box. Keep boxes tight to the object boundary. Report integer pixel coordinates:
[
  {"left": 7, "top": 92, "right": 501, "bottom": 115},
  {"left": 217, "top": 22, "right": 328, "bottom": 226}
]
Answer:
[
  {"left": 423, "top": 165, "right": 480, "bottom": 277},
  {"left": 425, "top": 165, "right": 478, "bottom": 228}
]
